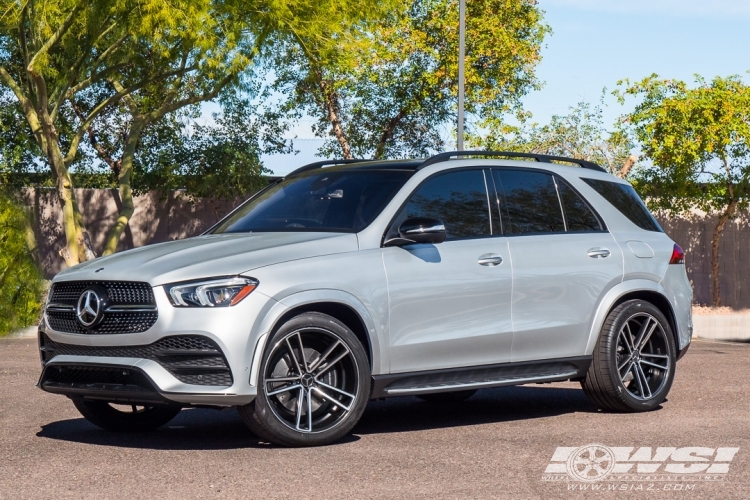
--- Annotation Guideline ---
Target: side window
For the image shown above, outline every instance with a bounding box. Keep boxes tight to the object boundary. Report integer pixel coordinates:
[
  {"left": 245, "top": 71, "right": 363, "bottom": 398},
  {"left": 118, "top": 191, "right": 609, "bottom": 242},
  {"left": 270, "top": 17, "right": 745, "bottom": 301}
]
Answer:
[
  {"left": 493, "top": 169, "right": 565, "bottom": 234},
  {"left": 582, "top": 178, "right": 663, "bottom": 232},
  {"left": 557, "top": 179, "right": 603, "bottom": 232},
  {"left": 396, "top": 169, "right": 492, "bottom": 240}
]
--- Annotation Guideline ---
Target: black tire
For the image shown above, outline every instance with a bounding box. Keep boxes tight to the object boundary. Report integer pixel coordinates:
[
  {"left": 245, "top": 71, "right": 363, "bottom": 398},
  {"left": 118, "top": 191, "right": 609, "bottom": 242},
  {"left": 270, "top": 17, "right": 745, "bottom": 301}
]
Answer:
[
  {"left": 416, "top": 389, "right": 477, "bottom": 403},
  {"left": 239, "top": 312, "right": 371, "bottom": 447},
  {"left": 581, "top": 300, "right": 676, "bottom": 412},
  {"left": 72, "top": 399, "right": 182, "bottom": 432}
]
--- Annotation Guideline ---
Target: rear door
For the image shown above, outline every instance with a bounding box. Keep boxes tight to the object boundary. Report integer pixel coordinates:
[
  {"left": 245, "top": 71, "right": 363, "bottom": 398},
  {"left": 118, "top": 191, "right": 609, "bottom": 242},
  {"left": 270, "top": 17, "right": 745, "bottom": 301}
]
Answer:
[
  {"left": 492, "top": 168, "right": 624, "bottom": 362},
  {"left": 383, "top": 168, "right": 513, "bottom": 373}
]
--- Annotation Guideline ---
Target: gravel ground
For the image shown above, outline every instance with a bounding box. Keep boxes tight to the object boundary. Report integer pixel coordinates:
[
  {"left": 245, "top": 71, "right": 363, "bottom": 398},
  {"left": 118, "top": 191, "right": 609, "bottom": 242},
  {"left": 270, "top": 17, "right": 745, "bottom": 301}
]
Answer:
[{"left": 1, "top": 337, "right": 748, "bottom": 499}]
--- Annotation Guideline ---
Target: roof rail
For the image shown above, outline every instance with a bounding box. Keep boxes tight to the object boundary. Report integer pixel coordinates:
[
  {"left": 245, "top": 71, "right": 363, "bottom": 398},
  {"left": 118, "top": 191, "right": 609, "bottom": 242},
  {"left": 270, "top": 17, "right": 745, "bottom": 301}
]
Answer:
[
  {"left": 417, "top": 150, "right": 608, "bottom": 173},
  {"left": 285, "top": 159, "right": 371, "bottom": 178}
]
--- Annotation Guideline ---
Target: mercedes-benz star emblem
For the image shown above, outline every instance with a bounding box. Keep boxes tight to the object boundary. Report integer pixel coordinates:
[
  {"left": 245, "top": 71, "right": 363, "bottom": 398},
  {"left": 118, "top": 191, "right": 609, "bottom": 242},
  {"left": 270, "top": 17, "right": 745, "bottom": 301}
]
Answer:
[{"left": 76, "top": 289, "right": 103, "bottom": 328}]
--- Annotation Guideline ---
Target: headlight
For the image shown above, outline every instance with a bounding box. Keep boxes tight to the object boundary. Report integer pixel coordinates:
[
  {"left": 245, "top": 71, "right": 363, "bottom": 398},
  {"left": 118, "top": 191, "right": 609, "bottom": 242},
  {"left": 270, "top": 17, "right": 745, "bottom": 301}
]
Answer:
[{"left": 165, "top": 277, "right": 258, "bottom": 307}]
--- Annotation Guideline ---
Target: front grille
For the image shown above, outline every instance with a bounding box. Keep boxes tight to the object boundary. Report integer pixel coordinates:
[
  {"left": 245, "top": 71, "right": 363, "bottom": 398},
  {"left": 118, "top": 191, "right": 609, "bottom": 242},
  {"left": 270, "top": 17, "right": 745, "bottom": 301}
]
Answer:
[
  {"left": 50, "top": 281, "right": 155, "bottom": 305},
  {"left": 46, "top": 281, "right": 158, "bottom": 334},
  {"left": 40, "top": 333, "right": 233, "bottom": 387},
  {"left": 47, "top": 310, "right": 159, "bottom": 335}
]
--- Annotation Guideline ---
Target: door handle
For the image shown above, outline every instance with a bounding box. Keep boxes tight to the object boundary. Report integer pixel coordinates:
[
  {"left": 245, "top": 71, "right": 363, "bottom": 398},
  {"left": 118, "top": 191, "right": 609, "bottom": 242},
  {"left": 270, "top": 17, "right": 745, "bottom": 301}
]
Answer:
[
  {"left": 588, "top": 248, "right": 611, "bottom": 258},
  {"left": 478, "top": 253, "right": 503, "bottom": 266}
]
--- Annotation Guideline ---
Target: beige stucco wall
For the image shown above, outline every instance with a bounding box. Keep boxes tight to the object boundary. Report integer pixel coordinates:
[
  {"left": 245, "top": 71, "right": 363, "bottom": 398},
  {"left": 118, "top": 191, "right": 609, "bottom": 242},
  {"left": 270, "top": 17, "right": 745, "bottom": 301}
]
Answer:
[{"left": 22, "top": 189, "right": 750, "bottom": 309}]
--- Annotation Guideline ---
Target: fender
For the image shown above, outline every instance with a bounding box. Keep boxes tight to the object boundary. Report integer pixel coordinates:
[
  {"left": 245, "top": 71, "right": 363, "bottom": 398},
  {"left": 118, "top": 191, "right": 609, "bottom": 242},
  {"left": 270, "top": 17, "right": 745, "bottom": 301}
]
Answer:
[
  {"left": 248, "top": 289, "right": 385, "bottom": 386},
  {"left": 584, "top": 279, "right": 674, "bottom": 355}
]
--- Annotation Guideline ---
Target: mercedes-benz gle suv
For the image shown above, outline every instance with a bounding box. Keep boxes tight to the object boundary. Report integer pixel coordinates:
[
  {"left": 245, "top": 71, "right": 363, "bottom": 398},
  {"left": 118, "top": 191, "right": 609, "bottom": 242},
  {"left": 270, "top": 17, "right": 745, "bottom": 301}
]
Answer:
[{"left": 38, "top": 151, "right": 693, "bottom": 447}]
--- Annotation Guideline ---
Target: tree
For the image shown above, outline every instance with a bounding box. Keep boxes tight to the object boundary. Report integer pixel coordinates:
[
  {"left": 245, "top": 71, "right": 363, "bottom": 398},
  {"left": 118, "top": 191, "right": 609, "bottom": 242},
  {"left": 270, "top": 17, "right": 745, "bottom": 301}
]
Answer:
[
  {"left": 475, "top": 100, "right": 637, "bottom": 176},
  {"left": 618, "top": 75, "right": 750, "bottom": 306},
  {"left": 270, "top": 0, "right": 549, "bottom": 159},
  {"left": 0, "top": 0, "right": 255, "bottom": 265},
  {"left": 0, "top": 0, "right": 391, "bottom": 265}
]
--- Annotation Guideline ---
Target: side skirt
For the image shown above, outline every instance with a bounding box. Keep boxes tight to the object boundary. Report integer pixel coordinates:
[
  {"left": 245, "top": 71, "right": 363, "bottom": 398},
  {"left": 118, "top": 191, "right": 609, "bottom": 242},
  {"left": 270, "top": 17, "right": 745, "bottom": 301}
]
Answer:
[{"left": 370, "top": 356, "right": 591, "bottom": 399}]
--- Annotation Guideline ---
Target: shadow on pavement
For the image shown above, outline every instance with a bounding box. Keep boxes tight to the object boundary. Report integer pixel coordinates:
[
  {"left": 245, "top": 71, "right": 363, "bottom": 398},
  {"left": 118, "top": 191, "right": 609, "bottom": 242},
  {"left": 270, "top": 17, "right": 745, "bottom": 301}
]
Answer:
[{"left": 36, "top": 385, "right": 597, "bottom": 450}]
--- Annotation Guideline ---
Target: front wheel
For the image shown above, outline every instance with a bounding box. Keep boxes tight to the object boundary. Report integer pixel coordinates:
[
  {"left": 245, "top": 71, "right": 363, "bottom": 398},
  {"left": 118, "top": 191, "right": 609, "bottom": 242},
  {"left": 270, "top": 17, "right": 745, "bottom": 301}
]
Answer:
[
  {"left": 581, "top": 300, "right": 676, "bottom": 412},
  {"left": 72, "top": 399, "right": 182, "bottom": 432},
  {"left": 239, "top": 312, "right": 371, "bottom": 447}
]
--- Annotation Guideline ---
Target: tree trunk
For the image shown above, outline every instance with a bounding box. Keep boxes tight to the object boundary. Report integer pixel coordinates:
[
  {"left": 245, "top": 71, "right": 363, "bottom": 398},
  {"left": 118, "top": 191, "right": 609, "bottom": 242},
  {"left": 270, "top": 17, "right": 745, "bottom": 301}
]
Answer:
[
  {"left": 710, "top": 199, "right": 738, "bottom": 307},
  {"left": 317, "top": 77, "right": 352, "bottom": 159},
  {"left": 102, "top": 119, "right": 146, "bottom": 256},
  {"left": 617, "top": 155, "right": 637, "bottom": 179},
  {"left": 373, "top": 108, "right": 408, "bottom": 160}
]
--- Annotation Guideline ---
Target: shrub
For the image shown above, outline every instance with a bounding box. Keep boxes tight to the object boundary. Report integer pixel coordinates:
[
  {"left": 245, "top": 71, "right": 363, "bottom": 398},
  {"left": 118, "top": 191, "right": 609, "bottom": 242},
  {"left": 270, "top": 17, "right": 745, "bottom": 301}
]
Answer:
[{"left": 0, "top": 193, "right": 44, "bottom": 336}]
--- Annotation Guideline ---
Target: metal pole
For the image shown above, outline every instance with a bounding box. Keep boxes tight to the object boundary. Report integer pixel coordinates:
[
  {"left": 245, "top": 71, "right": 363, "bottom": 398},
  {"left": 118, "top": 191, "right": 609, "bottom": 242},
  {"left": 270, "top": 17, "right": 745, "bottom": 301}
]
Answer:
[{"left": 457, "top": 0, "right": 465, "bottom": 151}]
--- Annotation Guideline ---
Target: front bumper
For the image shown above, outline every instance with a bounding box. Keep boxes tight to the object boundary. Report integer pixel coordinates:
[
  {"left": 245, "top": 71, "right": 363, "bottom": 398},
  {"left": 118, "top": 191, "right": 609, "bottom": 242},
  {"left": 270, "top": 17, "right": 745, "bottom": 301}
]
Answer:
[{"left": 38, "top": 286, "right": 278, "bottom": 407}]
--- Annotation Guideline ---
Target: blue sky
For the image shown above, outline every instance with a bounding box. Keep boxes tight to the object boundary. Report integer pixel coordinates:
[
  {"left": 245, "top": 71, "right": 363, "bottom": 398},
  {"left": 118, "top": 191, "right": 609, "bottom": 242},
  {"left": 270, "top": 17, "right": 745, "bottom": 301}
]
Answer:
[
  {"left": 262, "top": 0, "right": 750, "bottom": 174},
  {"left": 527, "top": 0, "right": 750, "bottom": 126}
]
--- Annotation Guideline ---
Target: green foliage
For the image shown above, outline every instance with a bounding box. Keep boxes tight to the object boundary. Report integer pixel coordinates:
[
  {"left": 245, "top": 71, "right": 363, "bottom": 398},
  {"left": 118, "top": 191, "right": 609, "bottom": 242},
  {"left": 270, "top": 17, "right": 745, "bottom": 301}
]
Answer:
[
  {"left": 474, "top": 100, "right": 635, "bottom": 174},
  {"left": 0, "top": 192, "right": 44, "bottom": 336},
  {"left": 617, "top": 75, "right": 750, "bottom": 215},
  {"left": 270, "top": 0, "right": 549, "bottom": 159}
]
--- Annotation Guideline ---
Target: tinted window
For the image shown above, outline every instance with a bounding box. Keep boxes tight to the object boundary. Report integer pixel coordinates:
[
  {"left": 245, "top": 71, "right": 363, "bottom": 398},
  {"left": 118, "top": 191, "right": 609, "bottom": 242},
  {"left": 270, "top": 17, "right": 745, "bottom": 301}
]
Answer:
[
  {"left": 557, "top": 180, "right": 603, "bottom": 232},
  {"left": 582, "top": 178, "right": 662, "bottom": 232},
  {"left": 493, "top": 170, "right": 565, "bottom": 234},
  {"left": 213, "top": 169, "right": 411, "bottom": 233},
  {"left": 398, "top": 169, "right": 491, "bottom": 240}
]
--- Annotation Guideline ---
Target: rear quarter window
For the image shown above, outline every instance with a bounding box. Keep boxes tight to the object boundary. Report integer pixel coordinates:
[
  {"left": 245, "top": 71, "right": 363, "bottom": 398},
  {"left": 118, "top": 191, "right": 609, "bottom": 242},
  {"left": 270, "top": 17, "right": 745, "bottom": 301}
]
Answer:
[{"left": 581, "top": 178, "right": 662, "bottom": 232}]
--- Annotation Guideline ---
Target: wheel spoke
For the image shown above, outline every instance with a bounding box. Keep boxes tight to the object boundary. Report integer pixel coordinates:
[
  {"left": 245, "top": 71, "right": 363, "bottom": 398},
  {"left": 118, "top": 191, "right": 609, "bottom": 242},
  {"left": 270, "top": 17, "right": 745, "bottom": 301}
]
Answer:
[
  {"left": 309, "top": 340, "right": 341, "bottom": 372},
  {"left": 636, "top": 321, "right": 659, "bottom": 352},
  {"left": 640, "top": 358, "right": 668, "bottom": 371},
  {"left": 313, "top": 386, "right": 352, "bottom": 411},
  {"left": 621, "top": 324, "right": 635, "bottom": 353},
  {"left": 314, "top": 349, "right": 350, "bottom": 377},
  {"left": 618, "top": 356, "right": 633, "bottom": 372},
  {"left": 619, "top": 359, "right": 635, "bottom": 378},
  {"left": 635, "top": 362, "right": 652, "bottom": 398},
  {"left": 285, "top": 338, "right": 303, "bottom": 375},
  {"left": 633, "top": 317, "right": 651, "bottom": 352},
  {"left": 267, "top": 383, "right": 301, "bottom": 396},
  {"left": 295, "top": 332, "right": 310, "bottom": 372},
  {"left": 307, "top": 387, "right": 313, "bottom": 432},
  {"left": 265, "top": 376, "right": 300, "bottom": 383},
  {"left": 295, "top": 387, "right": 305, "bottom": 430},
  {"left": 641, "top": 353, "right": 669, "bottom": 359},
  {"left": 316, "top": 380, "right": 356, "bottom": 400},
  {"left": 631, "top": 361, "right": 646, "bottom": 397}
]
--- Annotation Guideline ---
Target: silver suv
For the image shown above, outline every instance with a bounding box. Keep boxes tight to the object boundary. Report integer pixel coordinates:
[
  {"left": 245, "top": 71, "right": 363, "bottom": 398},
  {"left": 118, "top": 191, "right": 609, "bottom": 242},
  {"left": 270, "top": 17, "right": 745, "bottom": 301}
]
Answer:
[{"left": 38, "top": 151, "right": 693, "bottom": 447}]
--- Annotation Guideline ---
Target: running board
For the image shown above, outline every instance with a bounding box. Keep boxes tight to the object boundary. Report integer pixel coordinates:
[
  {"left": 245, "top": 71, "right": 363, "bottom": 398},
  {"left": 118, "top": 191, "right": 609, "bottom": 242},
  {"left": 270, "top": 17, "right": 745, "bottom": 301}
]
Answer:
[{"left": 370, "top": 356, "right": 591, "bottom": 399}]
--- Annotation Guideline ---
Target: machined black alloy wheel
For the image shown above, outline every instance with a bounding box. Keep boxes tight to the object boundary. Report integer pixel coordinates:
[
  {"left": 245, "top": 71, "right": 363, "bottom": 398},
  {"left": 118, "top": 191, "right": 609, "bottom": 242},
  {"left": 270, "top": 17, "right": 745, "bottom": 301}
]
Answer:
[
  {"left": 239, "top": 312, "right": 370, "bottom": 446},
  {"left": 582, "top": 300, "right": 676, "bottom": 412},
  {"left": 615, "top": 313, "right": 671, "bottom": 400}
]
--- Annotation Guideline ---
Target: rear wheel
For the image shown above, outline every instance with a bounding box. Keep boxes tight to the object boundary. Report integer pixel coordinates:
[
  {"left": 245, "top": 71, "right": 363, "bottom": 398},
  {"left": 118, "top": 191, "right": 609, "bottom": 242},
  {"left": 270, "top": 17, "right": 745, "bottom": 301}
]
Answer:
[
  {"left": 416, "top": 389, "right": 477, "bottom": 403},
  {"left": 239, "top": 312, "right": 371, "bottom": 447},
  {"left": 582, "top": 300, "right": 676, "bottom": 412},
  {"left": 72, "top": 399, "right": 181, "bottom": 432}
]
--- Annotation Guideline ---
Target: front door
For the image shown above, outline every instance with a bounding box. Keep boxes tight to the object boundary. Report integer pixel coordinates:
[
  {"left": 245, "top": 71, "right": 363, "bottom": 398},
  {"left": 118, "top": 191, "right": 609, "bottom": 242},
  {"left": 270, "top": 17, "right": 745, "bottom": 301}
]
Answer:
[{"left": 383, "top": 168, "right": 513, "bottom": 373}]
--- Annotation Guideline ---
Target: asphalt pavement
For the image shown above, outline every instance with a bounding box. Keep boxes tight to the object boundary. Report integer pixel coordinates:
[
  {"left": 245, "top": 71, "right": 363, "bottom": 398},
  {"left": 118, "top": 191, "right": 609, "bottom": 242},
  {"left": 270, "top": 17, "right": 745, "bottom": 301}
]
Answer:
[{"left": 1, "top": 337, "right": 749, "bottom": 499}]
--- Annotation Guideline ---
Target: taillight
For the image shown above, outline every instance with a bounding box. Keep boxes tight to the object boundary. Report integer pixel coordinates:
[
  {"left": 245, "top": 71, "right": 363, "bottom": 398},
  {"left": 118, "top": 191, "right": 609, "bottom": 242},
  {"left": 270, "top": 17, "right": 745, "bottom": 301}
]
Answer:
[{"left": 669, "top": 243, "right": 685, "bottom": 264}]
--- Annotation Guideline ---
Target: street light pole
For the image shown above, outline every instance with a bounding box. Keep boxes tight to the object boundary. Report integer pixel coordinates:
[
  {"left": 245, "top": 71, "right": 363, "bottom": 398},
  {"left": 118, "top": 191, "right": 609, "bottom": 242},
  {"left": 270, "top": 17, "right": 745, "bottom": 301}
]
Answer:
[{"left": 457, "top": 0, "right": 465, "bottom": 151}]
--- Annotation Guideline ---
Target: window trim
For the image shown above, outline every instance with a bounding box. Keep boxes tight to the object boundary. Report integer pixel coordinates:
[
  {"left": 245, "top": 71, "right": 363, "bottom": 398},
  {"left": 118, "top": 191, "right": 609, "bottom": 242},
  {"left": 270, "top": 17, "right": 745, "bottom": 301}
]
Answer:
[
  {"left": 380, "top": 167, "right": 497, "bottom": 247},
  {"left": 490, "top": 166, "right": 609, "bottom": 237}
]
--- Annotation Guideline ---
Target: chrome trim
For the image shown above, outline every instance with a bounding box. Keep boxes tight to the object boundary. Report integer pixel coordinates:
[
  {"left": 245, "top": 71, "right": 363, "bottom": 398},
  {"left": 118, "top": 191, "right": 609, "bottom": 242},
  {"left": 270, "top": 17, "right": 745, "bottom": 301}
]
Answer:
[
  {"left": 384, "top": 371, "right": 578, "bottom": 394},
  {"left": 403, "top": 224, "right": 445, "bottom": 235},
  {"left": 104, "top": 305, "right": 158, "bottom": 312}
]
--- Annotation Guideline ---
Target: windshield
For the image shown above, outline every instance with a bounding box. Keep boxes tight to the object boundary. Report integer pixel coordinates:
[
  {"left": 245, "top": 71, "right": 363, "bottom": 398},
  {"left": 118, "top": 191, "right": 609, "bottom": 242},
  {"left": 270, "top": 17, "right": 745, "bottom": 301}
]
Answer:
[{"left": 212, "top": 169, "right": 413, "bottom": 234}]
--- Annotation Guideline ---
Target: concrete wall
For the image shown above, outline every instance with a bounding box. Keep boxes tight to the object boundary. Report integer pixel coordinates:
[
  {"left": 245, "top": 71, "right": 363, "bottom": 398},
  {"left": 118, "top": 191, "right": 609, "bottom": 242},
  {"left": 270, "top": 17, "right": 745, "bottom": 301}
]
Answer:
[{"left": 22, "top": 188, "right": 750, "bottom": 309}]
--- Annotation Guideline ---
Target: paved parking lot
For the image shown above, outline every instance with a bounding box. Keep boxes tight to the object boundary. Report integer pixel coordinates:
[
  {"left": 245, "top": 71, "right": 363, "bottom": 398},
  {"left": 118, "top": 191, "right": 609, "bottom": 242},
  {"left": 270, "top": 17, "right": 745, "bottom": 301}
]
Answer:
[{"left": 1, "top": 337, "right": 749, "bottom": 499}]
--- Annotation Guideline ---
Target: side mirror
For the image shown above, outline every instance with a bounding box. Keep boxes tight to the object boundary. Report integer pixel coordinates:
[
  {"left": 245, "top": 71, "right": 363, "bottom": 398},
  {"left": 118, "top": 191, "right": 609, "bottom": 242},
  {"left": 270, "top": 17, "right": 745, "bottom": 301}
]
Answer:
[{"left": 384, "top": 217, "right": 446, "bottom": 246}]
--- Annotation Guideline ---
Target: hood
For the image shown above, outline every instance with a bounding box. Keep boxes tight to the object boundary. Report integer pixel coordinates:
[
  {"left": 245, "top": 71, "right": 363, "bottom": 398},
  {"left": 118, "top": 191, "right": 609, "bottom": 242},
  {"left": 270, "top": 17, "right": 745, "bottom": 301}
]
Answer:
[{"left": 54, "top": 232, "right": 359, "bottom": 285}]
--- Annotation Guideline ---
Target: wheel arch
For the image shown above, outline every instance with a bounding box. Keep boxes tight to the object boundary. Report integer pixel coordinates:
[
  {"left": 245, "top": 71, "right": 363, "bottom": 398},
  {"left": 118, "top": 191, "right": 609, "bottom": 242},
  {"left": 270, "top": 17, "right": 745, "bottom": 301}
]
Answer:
[
  {"left": 586, "top": 281, "right": 681, "bottom": 358},
  {"left": 249, "top": 290, "right": 383, "bottom": 386}
]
